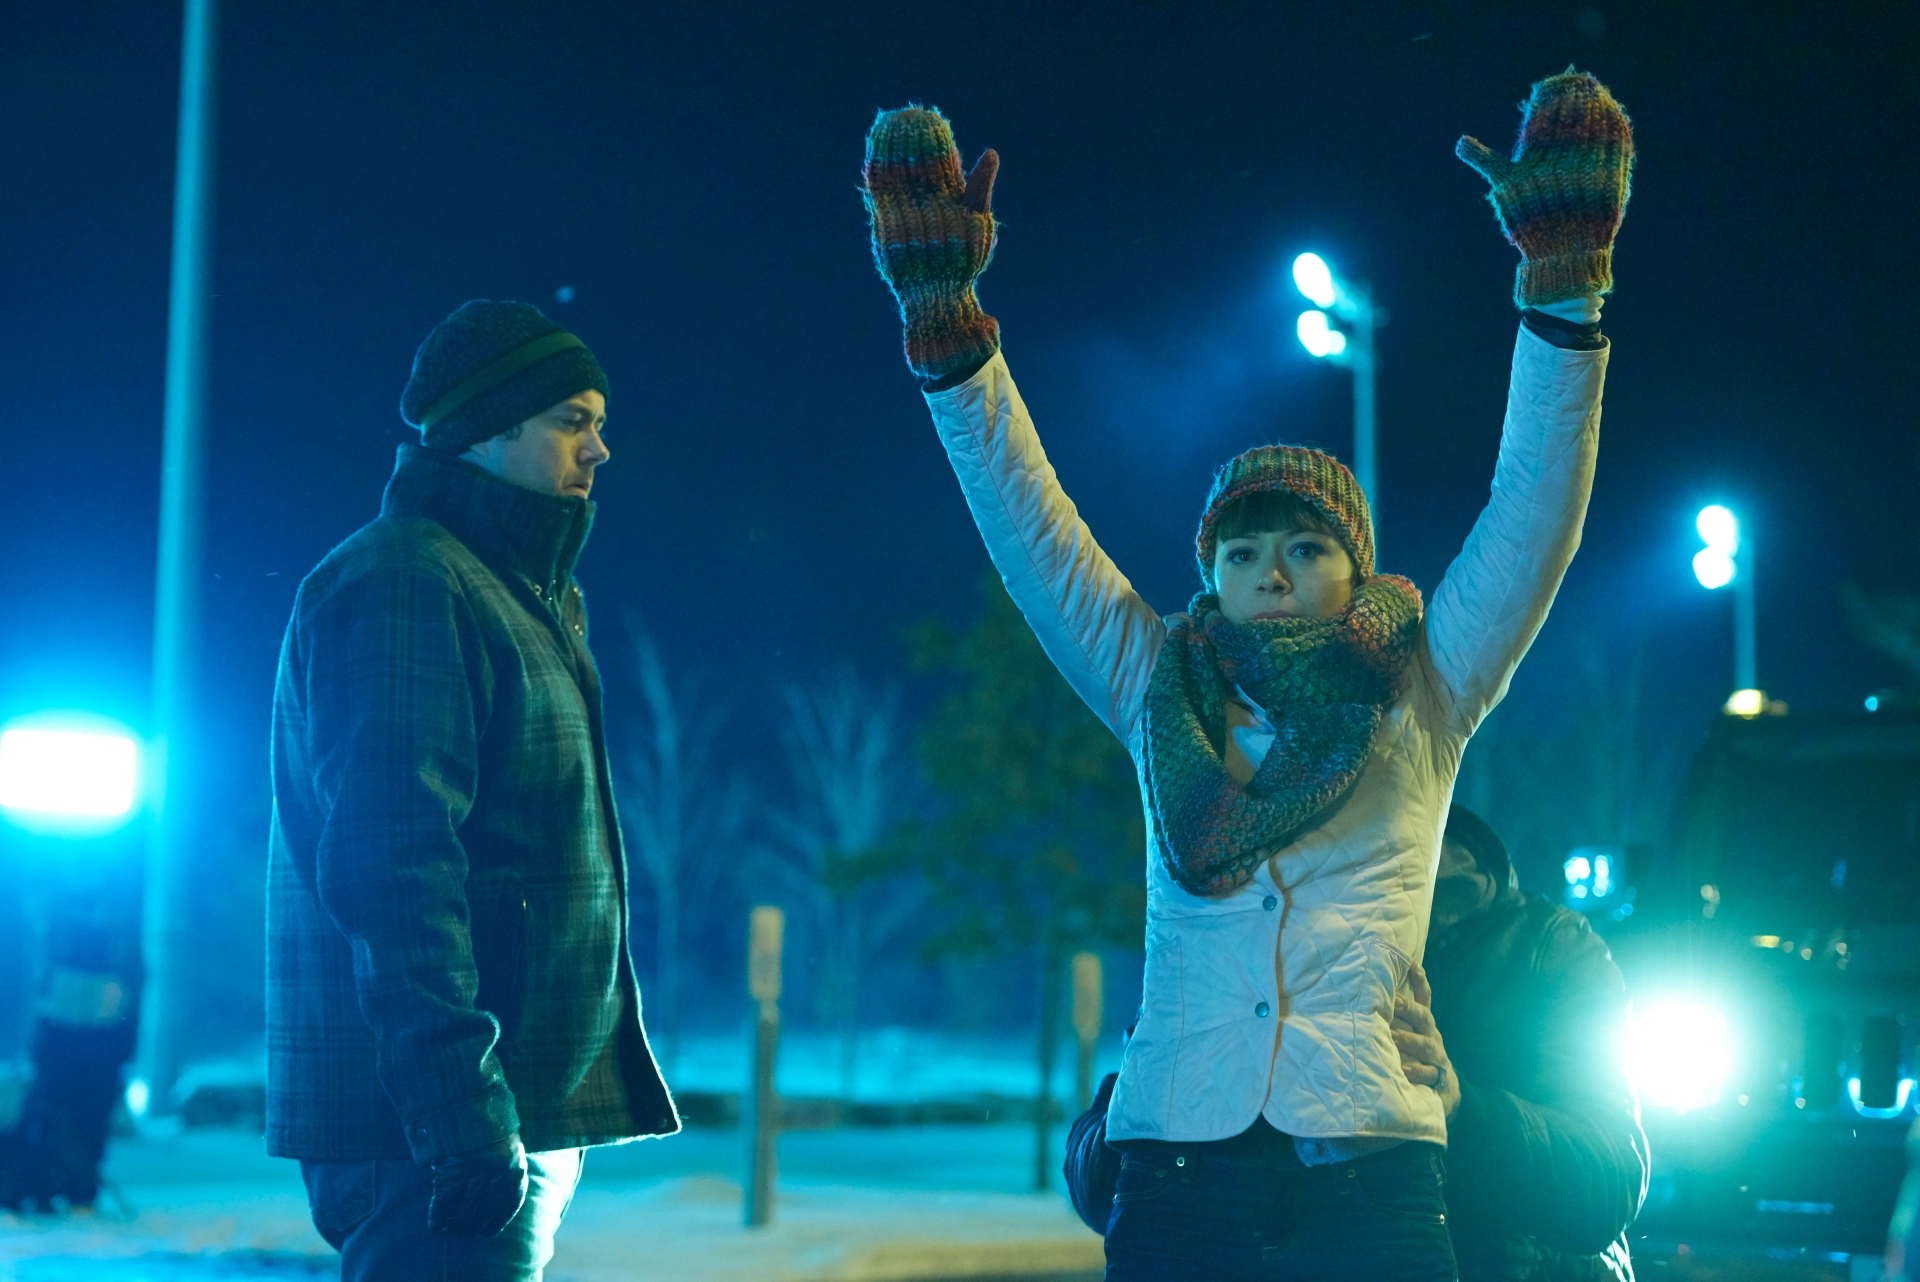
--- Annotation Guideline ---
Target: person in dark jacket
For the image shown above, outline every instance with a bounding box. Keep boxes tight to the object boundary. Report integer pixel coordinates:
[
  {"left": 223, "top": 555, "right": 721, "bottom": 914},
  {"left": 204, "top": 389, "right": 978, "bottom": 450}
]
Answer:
[
  {"left": 268, "top": 301, "right": 678, "bottom": 1281},
  {"left": 1066, "top": 805, "right": 1649, "bottom": 1281}
]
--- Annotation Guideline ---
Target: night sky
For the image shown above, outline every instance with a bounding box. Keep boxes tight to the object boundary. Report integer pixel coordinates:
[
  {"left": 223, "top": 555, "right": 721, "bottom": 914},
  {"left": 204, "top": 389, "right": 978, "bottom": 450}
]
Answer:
[{"left": 4, "top": 3, "right": 1917, "bottom": 843}]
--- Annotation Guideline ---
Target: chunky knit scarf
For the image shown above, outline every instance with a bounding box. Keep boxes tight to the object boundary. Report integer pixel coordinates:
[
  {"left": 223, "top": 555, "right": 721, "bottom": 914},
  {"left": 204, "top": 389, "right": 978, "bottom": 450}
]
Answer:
[{"left": 1143, "top": 575, "right": 1424, "bottom": 897}]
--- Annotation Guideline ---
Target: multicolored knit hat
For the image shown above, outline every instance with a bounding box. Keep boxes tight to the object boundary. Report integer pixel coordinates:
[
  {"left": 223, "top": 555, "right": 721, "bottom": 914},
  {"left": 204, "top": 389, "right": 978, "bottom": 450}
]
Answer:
[{"left": 1194, "top": 445, "right": 1374, "bottom": 584}]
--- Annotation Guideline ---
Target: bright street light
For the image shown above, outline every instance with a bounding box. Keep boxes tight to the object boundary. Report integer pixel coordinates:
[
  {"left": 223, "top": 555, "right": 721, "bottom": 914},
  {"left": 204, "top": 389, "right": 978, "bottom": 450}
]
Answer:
[
  {"left": 1696, "top": 505, "right": 1740, "bottom": 557},
  {"left": 1295, "top": 310, "right": 1346, "bottom": 358},
  {"left": 0, "top": 722, "right": 140, "bottom": 824},
  {"left": 1292, "top": 253, "right": 1337, "bottom": 309},
  {"left": 1692, "top": 548, "right": 1735, "bottom": 590},
  {"left": 1289, "top": 252, "right": 1382, "bottom": 533},
  {"left": 1691, "top": 504, "right": 1759, "bottom": 701}
]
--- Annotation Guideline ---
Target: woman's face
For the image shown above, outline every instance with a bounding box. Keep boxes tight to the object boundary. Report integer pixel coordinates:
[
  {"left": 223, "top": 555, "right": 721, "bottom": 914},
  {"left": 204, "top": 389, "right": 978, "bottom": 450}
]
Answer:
[{"left": 1213, "top": 529, "right": 1355, "bottom": 623}]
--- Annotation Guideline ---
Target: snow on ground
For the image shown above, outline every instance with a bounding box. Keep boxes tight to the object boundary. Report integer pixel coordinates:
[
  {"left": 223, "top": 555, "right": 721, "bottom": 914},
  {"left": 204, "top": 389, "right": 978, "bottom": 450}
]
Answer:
[
  {"left": 663, "top": 1026, "right": 1124, "bottom": 1103},
  {"left": 0, "top": 1122, "right": 1104, "bottom": 1281}
]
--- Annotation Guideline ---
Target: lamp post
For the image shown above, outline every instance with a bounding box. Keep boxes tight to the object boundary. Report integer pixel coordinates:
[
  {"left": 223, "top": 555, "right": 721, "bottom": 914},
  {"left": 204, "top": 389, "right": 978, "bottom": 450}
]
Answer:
[
  {"left": 1291, "top": 253, "right": 1383, "bottom": 524},
  {"left": 143, "top": 0, "right": 221, "bottom": 1114},
  {"left": 1692, "top": 505, "right": 1762, "bottom": 714}
]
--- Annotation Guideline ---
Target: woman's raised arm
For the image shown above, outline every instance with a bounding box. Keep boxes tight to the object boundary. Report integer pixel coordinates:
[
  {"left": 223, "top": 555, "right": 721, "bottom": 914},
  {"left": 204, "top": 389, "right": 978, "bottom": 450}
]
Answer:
[{"left": 864, "top": 107, "right": 1167, "bottom": 741}]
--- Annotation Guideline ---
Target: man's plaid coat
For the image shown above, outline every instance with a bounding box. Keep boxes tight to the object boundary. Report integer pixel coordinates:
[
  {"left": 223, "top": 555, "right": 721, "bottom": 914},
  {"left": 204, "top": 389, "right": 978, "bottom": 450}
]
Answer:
[{"left": 267, "top": 445, "right": 677, "bottom": 1162}]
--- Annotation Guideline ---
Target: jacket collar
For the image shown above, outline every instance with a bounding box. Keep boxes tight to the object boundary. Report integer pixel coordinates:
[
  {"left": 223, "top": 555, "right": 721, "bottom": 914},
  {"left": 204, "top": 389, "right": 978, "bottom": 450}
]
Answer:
[{"left": 381, "top": 444, "right": 595, "bottom": 586}]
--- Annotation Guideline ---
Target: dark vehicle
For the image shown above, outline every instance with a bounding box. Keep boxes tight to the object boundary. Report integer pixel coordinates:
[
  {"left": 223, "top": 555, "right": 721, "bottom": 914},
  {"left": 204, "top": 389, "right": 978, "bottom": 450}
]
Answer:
[{"left": 1605, "top": 701, "right": 1920, "bottom": 1274}]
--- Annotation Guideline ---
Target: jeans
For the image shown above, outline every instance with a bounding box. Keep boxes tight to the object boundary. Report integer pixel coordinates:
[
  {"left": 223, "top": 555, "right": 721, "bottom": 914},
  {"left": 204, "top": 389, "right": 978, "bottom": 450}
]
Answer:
[
  {"left": 301, "top": 1149, "right": 584, "bottom": 1282},
  {"left": 1104, "top": 1124, "right": 1456, "bottom": 1281}
]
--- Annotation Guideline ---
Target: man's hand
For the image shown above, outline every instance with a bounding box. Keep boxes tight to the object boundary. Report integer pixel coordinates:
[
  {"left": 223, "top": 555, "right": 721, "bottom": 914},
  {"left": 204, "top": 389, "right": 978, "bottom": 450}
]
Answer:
[
  {"left": 1395, "top": 963, "right": 1462, "bottom": 1117},
  {"left": 862, "top": 105, "right": 1002, "bottom": 381},
  {"left": 428, "top": 1133, "right": 528, "bottom": 1239}
]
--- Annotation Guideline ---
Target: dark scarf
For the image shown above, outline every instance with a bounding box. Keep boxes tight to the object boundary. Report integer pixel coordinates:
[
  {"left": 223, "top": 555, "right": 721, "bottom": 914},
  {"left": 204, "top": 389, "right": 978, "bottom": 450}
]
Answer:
[{"left": 1142, "top": 575, "right": 1424, "bottom": 896}]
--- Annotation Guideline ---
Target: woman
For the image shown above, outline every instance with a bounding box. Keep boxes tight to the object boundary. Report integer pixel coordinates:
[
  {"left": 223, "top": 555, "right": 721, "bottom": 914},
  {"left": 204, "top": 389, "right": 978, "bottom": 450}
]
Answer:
[{"left": 860, "top": 71, "right": 1632, "bottom": 1280}]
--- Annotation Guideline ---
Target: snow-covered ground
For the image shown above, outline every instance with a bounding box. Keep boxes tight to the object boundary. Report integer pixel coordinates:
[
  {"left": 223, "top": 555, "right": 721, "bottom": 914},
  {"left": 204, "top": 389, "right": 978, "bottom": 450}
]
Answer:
[
  {"left": 0, "top": 1030, "right": 1118, "bottom": 1278},
  {"left": 663, "top": 1026, "right": 1124, "bottom": 1103},
  {"left": 0, "top": 1122, "right": 1103, "bottom": 1280}
]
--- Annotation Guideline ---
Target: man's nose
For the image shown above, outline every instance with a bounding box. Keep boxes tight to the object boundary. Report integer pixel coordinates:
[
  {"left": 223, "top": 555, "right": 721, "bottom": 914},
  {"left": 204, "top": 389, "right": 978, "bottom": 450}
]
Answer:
[{"left": 582, "top": 427, "right": 610, "bottom": 465}]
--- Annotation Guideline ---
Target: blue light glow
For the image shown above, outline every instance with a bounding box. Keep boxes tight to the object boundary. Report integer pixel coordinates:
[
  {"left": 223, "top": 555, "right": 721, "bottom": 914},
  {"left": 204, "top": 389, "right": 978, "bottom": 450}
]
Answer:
[
  {"left": 1693, "top": 547, "right": 1735, "bottom": 589},
  {"left": 1296, "top": 310, "right": 1346, "bottom": 358},
  {"left": 0, "top": 717, "right": 141, "bottom": 830},
  {"left": 1847, "top": 1076, "right": 1915, "bottom": 1118},
  {"left": 1292, "top": 253, "right": 1337, "bottom": 309},
  {"left": 1625, "top": 999, "right": 1732, "bottom": 1111},
  {"left": 1696, "top": 505, "right": 1740, "bottom": 555}
]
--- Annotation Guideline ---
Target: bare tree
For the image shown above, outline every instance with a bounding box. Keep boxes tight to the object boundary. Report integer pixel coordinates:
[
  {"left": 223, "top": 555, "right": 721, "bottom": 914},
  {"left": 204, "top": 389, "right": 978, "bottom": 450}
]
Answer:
[
  {"left": 617, "top": 618, "right": 749, "bottom": 1069},
  {"left": 758, "top": 664, "right": 921, "bottom": 1102}
]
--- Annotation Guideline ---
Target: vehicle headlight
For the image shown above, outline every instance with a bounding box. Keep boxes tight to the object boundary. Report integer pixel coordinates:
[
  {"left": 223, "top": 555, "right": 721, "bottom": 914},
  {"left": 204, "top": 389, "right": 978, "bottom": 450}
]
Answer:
[{"left": 1625, "top": 999, "right": 1732, "bottom": 1111}]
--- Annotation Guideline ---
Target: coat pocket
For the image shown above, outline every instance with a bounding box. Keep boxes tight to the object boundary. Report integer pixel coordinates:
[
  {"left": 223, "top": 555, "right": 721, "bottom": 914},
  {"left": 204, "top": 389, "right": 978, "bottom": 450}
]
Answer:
[{"left": 478, "top": 892, "right": 530, "bottom": 1057}]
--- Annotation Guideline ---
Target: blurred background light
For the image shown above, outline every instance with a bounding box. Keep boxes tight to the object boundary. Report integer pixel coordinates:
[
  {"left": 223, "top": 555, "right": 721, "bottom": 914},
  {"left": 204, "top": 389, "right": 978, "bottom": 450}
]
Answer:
[
  {"left": 1848, "top": 1076, "right": 1915, "bottom": 1119},
  {"left": 1626, "top": 999, "right": 1731, "bottom": 1111},
  {"left": 0, "top": 723, "right": 139, "bottom": 820},
  {"left": 1696, "top": 504, "right": 1740, "bottom": 555},
  {"left": 1295, "top": 309, "right": 1346, "bottom": 358},
  {"left": 1563, "top": 845, "right": 1626, "bottom": 912},
  {"left": 1291, "top": 252, "right": 1337, "bottom": 309},
  {"left": 1692, "top": 547, "right": 1735, "bottom": 589},
  {"left": 1723, "top": 688, "right": 1766, "bottom": 717}
]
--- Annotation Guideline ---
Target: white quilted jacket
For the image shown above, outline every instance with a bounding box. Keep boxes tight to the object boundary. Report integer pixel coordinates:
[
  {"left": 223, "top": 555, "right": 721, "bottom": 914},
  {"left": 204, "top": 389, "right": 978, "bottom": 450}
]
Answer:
[{"left": 922, "top": 323, "right": 1606, "bottom": 1146}]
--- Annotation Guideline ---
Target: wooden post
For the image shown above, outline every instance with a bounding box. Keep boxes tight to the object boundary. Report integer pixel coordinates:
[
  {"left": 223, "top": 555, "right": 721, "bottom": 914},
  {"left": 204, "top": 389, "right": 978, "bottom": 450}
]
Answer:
[
  {"left": 1072, "top": 951, "right": 1103, "bottom": 1112},
  {"left": 743, "top": 906, "right": 783, "bottom": 1227}
]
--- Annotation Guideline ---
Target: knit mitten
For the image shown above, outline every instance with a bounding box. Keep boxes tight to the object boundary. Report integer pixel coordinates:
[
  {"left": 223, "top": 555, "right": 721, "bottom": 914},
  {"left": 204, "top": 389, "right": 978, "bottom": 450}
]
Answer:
[
  {"left": 862, "top": 105, "right": 1000, "bottom": 381},
  {"left": 1457, "top": 70, "right": 1634, "bottom": 309}
]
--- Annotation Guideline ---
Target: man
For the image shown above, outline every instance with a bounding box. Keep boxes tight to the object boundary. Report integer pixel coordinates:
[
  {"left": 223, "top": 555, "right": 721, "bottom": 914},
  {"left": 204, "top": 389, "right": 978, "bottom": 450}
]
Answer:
[
  {"left": 268, "top": 301, "right": 678, "bottom": 1280},
  {"left": 1067, "top": 806, "right": 1649, "bottom": 1281}
]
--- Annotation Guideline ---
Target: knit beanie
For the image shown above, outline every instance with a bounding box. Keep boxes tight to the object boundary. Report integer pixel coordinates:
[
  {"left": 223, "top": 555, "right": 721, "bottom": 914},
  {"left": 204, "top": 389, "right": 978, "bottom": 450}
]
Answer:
[
  {"left": 400, "top": 300, "right": 610, "bottom": 454},
  {"left": 1194, "top": 445, "right": 1375, "bottom": 584}
]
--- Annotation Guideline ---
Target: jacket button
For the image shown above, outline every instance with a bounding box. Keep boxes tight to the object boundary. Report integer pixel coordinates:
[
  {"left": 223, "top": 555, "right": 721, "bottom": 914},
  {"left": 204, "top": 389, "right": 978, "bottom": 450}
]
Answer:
[
  {"left": 1255, "top": 1002, "right": 1270, "bottom": 1018},
  {"left": 1263, "top": 895, "right": 1277, "bottom": 911}
]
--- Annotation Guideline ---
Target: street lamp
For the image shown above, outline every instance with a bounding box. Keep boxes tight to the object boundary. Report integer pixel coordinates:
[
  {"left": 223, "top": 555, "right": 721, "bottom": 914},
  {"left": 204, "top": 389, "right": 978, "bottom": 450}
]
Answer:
[
  {"left": 1291, "top": 252, "right": 1383, "bottom": 520},
  {"left": 1692, "top": 505, "right": 1763, "bottom": 715},
  {"left": 0, "top": 718, "right": 141, "bottom": 834}
]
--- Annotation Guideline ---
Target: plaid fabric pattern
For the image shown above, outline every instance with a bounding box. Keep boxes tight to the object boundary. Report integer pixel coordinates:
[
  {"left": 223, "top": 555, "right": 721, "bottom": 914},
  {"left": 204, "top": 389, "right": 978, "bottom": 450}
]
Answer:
[{"left": 267, "top": 445, "right": 677, "bottom": 1163}]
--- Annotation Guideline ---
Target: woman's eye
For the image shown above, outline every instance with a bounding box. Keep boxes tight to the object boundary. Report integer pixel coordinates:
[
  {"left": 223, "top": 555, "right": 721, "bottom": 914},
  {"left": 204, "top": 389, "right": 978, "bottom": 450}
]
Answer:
[
  {"left": 1228, "top": 548, "right": 1253, "bottom": 564},
  {"left": 1290, "top": 542, "right": 1323, "bottom": 559}
]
